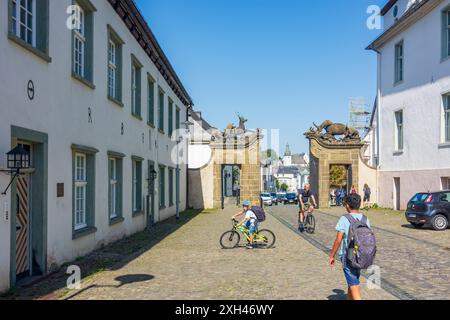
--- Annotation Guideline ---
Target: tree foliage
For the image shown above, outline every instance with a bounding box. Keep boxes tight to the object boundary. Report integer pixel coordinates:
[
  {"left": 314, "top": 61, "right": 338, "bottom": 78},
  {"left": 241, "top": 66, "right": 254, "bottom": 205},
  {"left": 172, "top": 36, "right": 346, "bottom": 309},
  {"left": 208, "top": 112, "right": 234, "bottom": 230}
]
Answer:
[{"left": 330, "top": 165, "right": 347, "bottom": 187}]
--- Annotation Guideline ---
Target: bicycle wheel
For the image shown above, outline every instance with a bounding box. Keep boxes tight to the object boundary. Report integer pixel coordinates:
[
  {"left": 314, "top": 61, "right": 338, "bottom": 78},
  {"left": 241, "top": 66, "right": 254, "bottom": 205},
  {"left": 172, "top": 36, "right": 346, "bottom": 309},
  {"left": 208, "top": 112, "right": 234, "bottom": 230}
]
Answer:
[
  {"left": 254, "top": 230, "right": 276, "bottom": 249},
  {"left": 305, "top": 214, "right": 316, "bottom": 234},
  {"left": 220, "top": 231, "right": 241, "bottom": 249}
]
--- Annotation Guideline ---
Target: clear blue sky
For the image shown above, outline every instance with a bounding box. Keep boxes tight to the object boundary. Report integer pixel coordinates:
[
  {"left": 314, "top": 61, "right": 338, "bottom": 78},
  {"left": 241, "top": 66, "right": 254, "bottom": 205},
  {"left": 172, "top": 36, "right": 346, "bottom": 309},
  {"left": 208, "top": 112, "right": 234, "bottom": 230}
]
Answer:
[{"left": 135, "top": 0, "right": 385, "bottom": 155}]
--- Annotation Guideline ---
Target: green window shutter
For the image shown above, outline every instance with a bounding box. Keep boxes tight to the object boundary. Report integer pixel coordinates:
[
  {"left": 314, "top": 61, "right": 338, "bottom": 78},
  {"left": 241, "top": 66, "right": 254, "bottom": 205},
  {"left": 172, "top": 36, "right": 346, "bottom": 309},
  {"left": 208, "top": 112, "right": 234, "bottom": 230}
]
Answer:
[
  {"left": 148, "top": 79, "right": 155, "bottom": 125},
  {"left": 169, "top": 168, "right": 174, "bottom": 206},
  {"left": 84, "top": 10, "right": 94, "bottom": 82},
  {"left": 117, "top": 44, "right": 123, "bottom": 101},
  {"left": 159, "top": 166, "right": 165, "bottom": 208},
  {"left": 168, "top": 99, "right": 173, "bottom": 136},
  {"left": 135, "top": 64, "right": 142, "bottom": 116},
  {"left": 159, "top": 90, "right": 164, "bottom": 131},
  {"left": 35, "top": 0, "right": 49, "bottom": 54}
]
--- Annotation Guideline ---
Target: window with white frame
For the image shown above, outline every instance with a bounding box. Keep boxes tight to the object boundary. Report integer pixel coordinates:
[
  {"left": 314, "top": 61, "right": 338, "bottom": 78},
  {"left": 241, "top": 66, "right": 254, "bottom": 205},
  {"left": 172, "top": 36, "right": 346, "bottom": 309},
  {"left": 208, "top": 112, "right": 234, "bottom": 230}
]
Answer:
[
  {"left": 395, "top": 41, "right": 404, "bottom": 83},
  {"left": 11, "top": 0, "right": 36, "bottom": 46},
  {"left": 73, "top": 5, "right": 85, "bottom": 78},
  {"left": 108, "top": 40, "right": 117, "bottom": 98},
  {"left": 444, "top": 10, "right": 450, "bottom": 58},
  {"left": 70, "top": 1, "right": 95, "bottom": 84},
  {"left": 109, "top": 158, "right": 118, "bottom": 219},
  {"left": 148, "top": 77, "right": 155, "bottom": 125},
  {"left": 9, "top": 0, "right": 50, "bottom": 58},
  {"left": 395, "top": 110, "right": 404, "bottom": 151},
  {"left": 74, "top": 153, "right": 87, "bottom": 230},
  {"left": 445, "top": 95, "right": 450, "bottom": 143},
  {"left": 132, "top": 64, "right": 137, "bottom": 114},
  {"left": 107, "top": 26, "right": 123, "bottom": 102},
  {"left": 131, "top": 59, "right": 142, "bottom": 117}
]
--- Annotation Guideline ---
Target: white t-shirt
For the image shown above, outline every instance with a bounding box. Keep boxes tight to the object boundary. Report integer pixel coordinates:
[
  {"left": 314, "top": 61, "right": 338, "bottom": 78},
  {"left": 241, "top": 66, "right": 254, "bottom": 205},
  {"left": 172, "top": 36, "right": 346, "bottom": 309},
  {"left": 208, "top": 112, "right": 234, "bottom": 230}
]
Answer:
[{"left": 245, "top": 210, "right": 257, "bottom": 223}]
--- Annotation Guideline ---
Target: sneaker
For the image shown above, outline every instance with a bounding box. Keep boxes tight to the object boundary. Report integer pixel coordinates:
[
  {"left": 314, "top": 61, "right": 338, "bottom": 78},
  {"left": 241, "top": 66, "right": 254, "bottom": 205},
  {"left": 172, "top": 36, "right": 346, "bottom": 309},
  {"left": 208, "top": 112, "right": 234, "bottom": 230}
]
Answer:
[
  {"left": 298, "top": 224, "right": 305, "bottom": 233},
  {"left": 246, "top": 244, "right": 254, "bottom": 249}
]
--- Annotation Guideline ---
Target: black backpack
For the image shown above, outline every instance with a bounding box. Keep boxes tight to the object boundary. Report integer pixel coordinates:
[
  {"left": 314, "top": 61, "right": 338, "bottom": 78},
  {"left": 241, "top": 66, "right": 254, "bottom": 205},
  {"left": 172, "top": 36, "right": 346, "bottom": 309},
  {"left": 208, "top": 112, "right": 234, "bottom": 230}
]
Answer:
[{"left": 251, "top": 206, "right": 266, "bottom": 222}]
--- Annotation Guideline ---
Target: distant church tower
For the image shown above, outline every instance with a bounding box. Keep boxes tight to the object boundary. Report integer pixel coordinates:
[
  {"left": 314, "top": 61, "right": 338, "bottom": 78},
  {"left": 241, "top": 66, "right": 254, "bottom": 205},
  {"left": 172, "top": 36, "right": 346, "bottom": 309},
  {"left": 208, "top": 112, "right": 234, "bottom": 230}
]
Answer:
[{"left": 283, "top": 143, "right": 292, "bottom": 166}]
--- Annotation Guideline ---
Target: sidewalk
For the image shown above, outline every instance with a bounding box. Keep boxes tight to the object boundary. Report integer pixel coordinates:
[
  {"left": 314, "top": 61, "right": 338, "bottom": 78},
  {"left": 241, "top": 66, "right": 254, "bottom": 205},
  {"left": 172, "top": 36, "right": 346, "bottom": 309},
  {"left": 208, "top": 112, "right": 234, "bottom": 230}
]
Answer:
[{"left": 4, "top": 206, "right": 396, "bottom": 300}]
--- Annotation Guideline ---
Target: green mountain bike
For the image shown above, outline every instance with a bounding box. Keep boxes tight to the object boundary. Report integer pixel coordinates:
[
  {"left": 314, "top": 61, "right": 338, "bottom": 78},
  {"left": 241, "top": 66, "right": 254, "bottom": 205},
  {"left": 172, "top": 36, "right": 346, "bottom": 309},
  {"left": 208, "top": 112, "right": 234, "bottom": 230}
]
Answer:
[{"left": 220, "top": 219, "right": 276, "bottom": 249}]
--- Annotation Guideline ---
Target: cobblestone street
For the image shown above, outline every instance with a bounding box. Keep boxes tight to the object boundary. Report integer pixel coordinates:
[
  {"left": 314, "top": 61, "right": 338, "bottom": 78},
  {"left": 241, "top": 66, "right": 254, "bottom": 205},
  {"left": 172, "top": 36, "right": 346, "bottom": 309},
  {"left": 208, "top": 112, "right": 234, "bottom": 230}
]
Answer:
[
  {"left": 269, "top": 205, "right": 450, "bottom": 300},
  {"left": 51, "top": 206, "right": 394, "bottom": 300}
]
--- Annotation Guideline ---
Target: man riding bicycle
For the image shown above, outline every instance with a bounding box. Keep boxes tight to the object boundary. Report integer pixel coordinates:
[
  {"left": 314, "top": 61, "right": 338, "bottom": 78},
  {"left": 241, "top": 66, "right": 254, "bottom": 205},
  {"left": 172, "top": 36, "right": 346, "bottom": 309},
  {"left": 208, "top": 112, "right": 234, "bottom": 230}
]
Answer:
[
  {"left": 231, "top": 200, "right": 258, "bottom": 249},
  {"left": 298, "top": 184, "right": 317, "bottom": 233}
]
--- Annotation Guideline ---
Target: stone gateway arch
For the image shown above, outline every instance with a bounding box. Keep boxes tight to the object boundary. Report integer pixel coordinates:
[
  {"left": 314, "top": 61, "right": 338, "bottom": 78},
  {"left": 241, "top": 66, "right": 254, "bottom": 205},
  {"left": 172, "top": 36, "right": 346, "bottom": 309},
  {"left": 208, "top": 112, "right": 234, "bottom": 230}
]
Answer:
[{"left": 304, "top": 121, "right": 374, "bottom": 208}]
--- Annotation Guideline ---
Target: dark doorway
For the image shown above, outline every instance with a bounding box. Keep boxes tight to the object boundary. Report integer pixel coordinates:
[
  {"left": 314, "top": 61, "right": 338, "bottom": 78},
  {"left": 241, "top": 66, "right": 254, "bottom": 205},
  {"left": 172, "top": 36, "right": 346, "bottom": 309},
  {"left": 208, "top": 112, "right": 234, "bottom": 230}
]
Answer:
[
  {"left": 221, "top": 165, "right": 241, "bottom": 209},
  {"left": 394, "top": 177, "right": 401, "bottom": 210}
]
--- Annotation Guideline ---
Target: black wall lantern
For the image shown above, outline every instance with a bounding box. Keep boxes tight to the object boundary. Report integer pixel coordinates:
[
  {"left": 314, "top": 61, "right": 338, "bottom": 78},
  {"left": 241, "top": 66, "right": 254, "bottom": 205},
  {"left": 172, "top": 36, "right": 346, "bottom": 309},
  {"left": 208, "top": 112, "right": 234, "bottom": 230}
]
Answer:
[{"left": 1, "top": 146, "right": 30, "bottom": 195}]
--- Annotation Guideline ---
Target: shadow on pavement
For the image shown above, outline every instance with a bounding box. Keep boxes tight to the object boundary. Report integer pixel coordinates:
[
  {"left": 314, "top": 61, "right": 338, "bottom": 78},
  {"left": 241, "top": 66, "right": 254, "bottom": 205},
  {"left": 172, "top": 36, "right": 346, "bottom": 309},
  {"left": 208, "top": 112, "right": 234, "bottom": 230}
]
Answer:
[
  {"left": 2, "top": 209, "right": 205, "bottom": 300},
  {"left": 64, "top": 274, "right": 155, "bottom": 300},
  {"left": 327, "top": 289, "right": 347, "bottom": 300}
]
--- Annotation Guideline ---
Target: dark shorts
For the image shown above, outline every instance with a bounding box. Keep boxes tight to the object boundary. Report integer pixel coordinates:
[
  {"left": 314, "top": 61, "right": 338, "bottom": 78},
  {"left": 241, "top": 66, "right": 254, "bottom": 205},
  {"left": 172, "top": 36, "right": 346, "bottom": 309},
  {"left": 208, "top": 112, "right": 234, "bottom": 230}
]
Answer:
[
  {"left": 343, "top": 263, "right": 361, "bottom": 287},
  {"left": 364, "top": 195, "right": 371, "bottom": 202}
]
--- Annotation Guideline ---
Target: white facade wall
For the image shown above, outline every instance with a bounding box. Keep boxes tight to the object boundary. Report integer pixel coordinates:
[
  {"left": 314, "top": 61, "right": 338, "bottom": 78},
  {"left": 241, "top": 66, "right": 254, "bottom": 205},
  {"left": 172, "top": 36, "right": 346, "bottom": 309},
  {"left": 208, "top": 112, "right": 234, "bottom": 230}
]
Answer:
[
  {"left": 0, "top": 0, "right": 189, "bottom": 292},
  {"left": 375, "top": 0, "right": 450, "bottom": 209}
]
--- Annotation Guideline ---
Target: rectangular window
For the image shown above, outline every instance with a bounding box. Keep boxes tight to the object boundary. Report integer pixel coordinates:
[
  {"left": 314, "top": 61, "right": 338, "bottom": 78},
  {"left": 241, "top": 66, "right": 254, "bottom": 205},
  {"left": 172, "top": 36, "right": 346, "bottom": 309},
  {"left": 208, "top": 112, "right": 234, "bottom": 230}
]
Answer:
[
  {"left": 168, "top": 98, "right": 174, "bottom": 136},
  {"left": 109, "top": 158, "right": 117, "bottom": 219},
  {"left": 395, "top": 110, "right": 404, "bottom": 151},
  {"left": 445, "top": 95, "right": 450, "bottom": 142},
  {"left": 72, "top": 145, "right": 97, "bottom": 236},
  {"left": 132, "top": 160, "right": 142, "bottom": 213},
  {"left": 107, "top": 26, "right": 123, "bottom": 102},
  {"left": 108, "top": 40, "right": 117, "bottom": 98},
  {"left": 73, "top": 5, "right": 85, "bottom": 78},
  {"left": 447, "top": 11, "right": 450, "bottom": 56},
  {"left": 443, "top": 10, "right": 450, "bottom": 58},
  {"left": 395, "top": 41, "right": 404, "bottom": 83},
  {"left": 11, "top": 0, "right": 36, "bottom": 46},
  {"left": 148, "top": 77, "right": 155, "bottom": 125},
  {"left": 109, "top": 157, "right": 122, "bottom": 220},
  {"left": 131, "top": 59, "right": 142, "bottom": 117},
  {"left": 159, "top": 166, "right": 165, "bottom": 208},
  {"left": 169, "top": 168, "right": 174, "bottom": 206},
  {"left": 158, "top": 88, "right": 165, "bottom": 132},
  {"left": 74, "top": 153, "right": 87, "bottom": 230},
  {"left": 71, "top": 1, "right": 95, "bottom": 84},
  {"left": 9, "top": 0, "right": 50, "bottom": 59},
  {"left": 176, "top": 107, "right": 180, "bottom": 131}
]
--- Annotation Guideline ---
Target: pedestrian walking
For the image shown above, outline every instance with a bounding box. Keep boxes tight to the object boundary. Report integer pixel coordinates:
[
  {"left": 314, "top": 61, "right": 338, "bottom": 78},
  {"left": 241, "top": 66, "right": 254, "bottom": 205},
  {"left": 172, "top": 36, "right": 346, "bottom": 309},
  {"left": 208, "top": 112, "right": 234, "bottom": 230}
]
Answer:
[
  {"left": 363, "top": 184, "right": 371, "bottom": 208},
  {"left": 328, "top": 193, "right": 377, "bottom": 300}
]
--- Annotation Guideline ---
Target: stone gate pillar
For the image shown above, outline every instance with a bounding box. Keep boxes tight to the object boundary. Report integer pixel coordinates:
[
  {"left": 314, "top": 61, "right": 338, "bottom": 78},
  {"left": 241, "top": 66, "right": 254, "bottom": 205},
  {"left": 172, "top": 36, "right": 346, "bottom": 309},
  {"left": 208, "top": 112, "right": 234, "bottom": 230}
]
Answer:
[{"left": 305, "top": 126, "right": 364, "bottom": 208}]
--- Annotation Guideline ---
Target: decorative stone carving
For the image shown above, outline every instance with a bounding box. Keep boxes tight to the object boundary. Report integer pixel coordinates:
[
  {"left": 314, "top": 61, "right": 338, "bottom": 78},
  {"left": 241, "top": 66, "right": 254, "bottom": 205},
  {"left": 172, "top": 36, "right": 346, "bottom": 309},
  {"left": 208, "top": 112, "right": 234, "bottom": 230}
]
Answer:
[{"left": 304, "top": 120, "right": 361, "bottom": 145}]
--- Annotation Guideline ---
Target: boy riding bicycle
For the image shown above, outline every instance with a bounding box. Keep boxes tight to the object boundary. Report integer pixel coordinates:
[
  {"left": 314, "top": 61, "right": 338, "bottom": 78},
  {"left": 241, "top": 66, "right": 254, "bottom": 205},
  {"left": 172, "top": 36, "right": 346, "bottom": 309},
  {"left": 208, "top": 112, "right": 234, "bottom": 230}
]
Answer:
[
  {"left": 298, "top": 184, "right": 317, "bottom": 233},
  {"left": 231, "top": 200, "right": 258, "bottom": 249}
]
